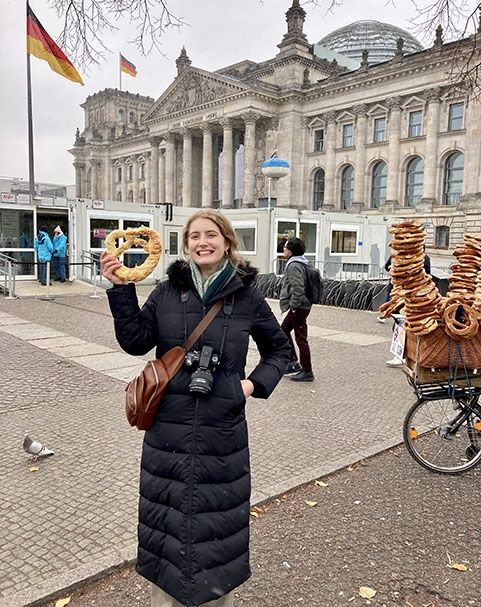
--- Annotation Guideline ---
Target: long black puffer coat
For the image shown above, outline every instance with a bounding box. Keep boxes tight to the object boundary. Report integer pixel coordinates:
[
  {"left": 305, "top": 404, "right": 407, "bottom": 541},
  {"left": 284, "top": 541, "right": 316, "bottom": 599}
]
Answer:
[{"left": 107, "top": 260, "right": 290, "bottom": 606}]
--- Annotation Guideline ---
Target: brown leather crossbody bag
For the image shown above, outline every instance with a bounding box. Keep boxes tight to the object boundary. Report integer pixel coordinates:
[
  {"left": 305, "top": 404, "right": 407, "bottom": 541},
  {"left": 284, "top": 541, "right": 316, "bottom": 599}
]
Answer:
[{"left": 125, "top": 299, "right": 223, "bottom": 431}]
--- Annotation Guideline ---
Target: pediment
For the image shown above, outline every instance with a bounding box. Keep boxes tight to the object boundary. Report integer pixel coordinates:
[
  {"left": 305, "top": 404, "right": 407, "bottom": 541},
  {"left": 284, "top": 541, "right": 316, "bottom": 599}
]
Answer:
[
  {"left": 305, "top": 115, "right": 324, "bottom": 129},
  {"left": 336, "top": 110, "right": 355, "bottom": 123},
  {"left": 402, "top": 95, "right": 425, "bottom": 109},
  {"left": 368, "top": 104, "right": 388, "bottom": 116},
  {"left": 143, "top": 68, "right": 250, "bottom": 121}
]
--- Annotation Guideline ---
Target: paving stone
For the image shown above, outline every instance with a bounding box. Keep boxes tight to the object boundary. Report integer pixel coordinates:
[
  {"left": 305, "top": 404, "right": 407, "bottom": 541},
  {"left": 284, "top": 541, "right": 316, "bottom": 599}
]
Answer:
[
  {"left": 0, "top": 323, "right": 65, "bottom": 340},
  {"left": 105, "top": 364, "right": 150, "bottom": 382},
  {"left": 48, "top": 343, "right": 114, "bottom": 358},
  {"left": 27, "top": 336, "right": 87, "bottom": 349},
  {"left": 69, "top": 351, "right": 141, "bottom": 371},
  {"left": 0, "top": 317, "right": 31, "bottom": 326}
]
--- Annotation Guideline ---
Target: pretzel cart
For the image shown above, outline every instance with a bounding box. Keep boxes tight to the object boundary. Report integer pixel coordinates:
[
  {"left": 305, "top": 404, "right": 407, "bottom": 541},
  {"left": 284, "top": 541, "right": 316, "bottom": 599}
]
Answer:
[{"left": 379, "top": 222, "right": 481, "bottom": 474}]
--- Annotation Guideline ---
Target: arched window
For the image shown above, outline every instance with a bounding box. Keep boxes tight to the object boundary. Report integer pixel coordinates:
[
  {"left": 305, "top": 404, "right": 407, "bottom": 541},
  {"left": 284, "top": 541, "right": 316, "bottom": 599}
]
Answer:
[
  {"left": 313, "top": 169, "right": 325, "bottom": 210},
  {"left": 128, "top": 190, "right": 133, "bottom": 202},
  {"left": 118, "top": 109, "right": 124, "bottom": 122},
  {"left": 405, "top": 157, "right": 424, "bottom": 207},
  {"left": 340, "top": 165, "right": 354, "bottom": 209},
  {"left": 443, "top": 152, "right": 464, "bottom": 205},
  {"left": 371, "top": 161, "right": 387, "bottom": 208},
  {"left": 117, "top": 191, "right": 122, "bottom": 201},
  {"left": 140, "top": 188, "right": 146, "bottom": 203},
  {"left": 129, "top": 111, "right": 135, "bottom": 124}
]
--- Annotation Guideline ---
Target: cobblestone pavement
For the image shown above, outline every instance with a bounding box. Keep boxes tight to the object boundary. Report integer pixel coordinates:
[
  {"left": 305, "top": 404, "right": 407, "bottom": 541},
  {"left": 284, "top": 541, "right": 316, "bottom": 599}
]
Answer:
[{"left": 0, "top": 286, "right": 411, "bottom": 607}]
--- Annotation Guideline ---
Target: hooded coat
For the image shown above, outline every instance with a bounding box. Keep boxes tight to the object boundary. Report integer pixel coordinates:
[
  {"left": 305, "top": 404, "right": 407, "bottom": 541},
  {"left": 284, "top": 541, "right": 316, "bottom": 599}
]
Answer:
[
  {"left": 107, "top": 260, "right": 290, "bottom": 606},
  {"left": 33, "top": 230, "right": 53, "bottom": 262}
]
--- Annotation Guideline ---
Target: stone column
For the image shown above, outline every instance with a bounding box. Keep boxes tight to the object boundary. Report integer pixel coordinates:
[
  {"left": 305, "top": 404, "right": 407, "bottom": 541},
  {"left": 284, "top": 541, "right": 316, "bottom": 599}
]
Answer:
[
  {"left": 220, "top": 118, "right": 234, "bottom": 208},
  {"left": 423, "top": 89, "right": 441, "bottom": 203},
  {"left": 150, "top": 137, "right": 160, "bottom": 203},
  {"left": 241, "top": 111, "right": 260, "bottom": 207},
  {"left": 133, "top": 157, "right": 140, "bottom": 203},
  {"left": 74, "top": 162, "right": 83, "bottom": 198},
  {"left": 352, "top": 105, "right": 368, "bottom": 210},
  {"left": 90, "top": 159, "right": 98, "bottom": 199},
  {"left": 159, "top": 149, "right": 166, "bottom": 203},
  {"left": 145, "top": 154, "right": 151, "bottom": 203},
  {"left": 386, "top": 97, "right": 402, "bottom": 206},
  {"left": 103, "top": 158, "right": 110, "bottom": 201},
  {"left": 200, "top": 123, "right": 213, "bottom": 207},
  {"left": 165, "top": 133, "right": 176, "bottom": 204},
  {"left": 181, "top": 128, "right": 193, "bottom": 207},
  {"left": 323, "top": 112, "right": 336, "bottom": 209},
  {"left": 121, "top": 158, "right": 128, "bottom": 202}
]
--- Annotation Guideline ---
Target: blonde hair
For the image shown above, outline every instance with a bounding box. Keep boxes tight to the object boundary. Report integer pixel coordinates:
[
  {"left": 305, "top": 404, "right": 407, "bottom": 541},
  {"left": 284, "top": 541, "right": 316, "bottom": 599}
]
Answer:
[{"left": 182, "top": 209, "right": 244, "bottom": 267}]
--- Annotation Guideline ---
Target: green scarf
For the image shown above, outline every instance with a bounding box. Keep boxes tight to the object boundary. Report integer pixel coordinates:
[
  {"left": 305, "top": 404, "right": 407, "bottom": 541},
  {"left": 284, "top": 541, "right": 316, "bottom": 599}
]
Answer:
[{"left": 189, "top": 259, "right": 236, "bottom": 304}]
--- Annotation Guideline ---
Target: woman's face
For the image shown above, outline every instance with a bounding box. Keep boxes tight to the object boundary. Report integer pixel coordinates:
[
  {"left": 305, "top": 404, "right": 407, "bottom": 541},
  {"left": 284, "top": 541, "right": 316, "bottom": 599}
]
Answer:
[
  {"left": 283, "top": 245, "right": 292, "bottom": 259},
  {"left": 187, "top": 217, "right": 227, "bottom": 277}
]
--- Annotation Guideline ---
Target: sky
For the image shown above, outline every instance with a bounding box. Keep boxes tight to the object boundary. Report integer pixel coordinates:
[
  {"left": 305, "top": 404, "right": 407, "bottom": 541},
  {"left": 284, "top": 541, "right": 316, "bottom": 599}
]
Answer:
[{"left": 0, "top": 0, "right": 466, "bottom": 185}]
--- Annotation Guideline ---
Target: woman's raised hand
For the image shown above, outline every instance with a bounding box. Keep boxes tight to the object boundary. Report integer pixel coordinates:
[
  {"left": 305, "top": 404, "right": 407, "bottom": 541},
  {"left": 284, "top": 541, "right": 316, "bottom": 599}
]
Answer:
[{"left": 100, "top": 251, "right": 128, "bottom": 285}]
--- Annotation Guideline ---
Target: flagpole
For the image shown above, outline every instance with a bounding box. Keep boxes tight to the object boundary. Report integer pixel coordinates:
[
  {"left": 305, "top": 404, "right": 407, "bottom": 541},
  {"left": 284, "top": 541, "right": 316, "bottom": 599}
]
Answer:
[
  {"left": 26, "top": 8, "right": 35, "bottom": 200},
  {"left": 119, "top": 52, "right": 122, "bottom": 91}
]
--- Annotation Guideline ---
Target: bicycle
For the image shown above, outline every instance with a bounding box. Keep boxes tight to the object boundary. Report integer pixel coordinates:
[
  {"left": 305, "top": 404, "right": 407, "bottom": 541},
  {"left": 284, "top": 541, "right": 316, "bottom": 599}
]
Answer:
[{"left": 402, "top": 364, "right": 481, "bottom": 474}]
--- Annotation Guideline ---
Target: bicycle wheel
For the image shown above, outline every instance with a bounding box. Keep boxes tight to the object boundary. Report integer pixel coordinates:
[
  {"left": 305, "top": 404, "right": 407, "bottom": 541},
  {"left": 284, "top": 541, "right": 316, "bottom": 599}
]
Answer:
[{"left": 403, "top": 396, "right": 481, "bottom": 474}]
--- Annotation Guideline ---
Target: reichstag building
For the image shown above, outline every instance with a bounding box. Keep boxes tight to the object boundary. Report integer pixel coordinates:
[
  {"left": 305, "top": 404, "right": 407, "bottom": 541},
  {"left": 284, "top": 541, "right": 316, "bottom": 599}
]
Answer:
[{"left": 70, "top": 0, "right": 481, "bottom": 254}]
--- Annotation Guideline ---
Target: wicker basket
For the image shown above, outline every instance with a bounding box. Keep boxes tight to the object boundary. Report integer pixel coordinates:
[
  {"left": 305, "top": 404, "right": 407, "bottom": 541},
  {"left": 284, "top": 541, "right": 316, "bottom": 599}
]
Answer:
[{"left": 405, "top": 325, "right": 481, "bottom": 370}]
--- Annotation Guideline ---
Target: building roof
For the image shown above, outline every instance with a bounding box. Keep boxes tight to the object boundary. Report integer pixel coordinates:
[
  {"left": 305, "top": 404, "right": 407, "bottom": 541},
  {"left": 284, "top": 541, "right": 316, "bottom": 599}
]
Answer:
[{"left": 318, "top": 20, "right": 424, "bottom": 65}]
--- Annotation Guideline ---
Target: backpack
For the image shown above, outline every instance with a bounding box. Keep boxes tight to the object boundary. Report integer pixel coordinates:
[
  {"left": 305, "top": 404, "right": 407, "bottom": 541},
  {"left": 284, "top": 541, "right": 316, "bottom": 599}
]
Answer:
[{"left": 291, "top": 261, "right": 323, "bottom": 304}]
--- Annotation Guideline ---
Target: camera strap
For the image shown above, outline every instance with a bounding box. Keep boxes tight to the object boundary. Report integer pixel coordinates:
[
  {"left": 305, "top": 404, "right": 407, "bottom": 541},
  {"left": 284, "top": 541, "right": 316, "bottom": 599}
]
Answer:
[
  {"left": 182, "top": 297, "right": 223, "bottom": 353},
  {"left": 218, "top": 295, "right": 234, "bottom": 359}
]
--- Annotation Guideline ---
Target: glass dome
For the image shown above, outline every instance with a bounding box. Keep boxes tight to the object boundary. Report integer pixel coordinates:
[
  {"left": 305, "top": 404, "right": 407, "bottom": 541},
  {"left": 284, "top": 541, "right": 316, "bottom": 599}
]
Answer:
[{"left": 318, "top": 20, "right": 423, "bottom": 65}]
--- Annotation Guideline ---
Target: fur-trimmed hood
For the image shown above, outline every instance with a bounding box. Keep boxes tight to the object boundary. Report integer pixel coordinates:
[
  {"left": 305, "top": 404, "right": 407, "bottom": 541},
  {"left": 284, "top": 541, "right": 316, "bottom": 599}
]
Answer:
[{"left": 166, "top": 259, "right": 258, "bottom": 292}]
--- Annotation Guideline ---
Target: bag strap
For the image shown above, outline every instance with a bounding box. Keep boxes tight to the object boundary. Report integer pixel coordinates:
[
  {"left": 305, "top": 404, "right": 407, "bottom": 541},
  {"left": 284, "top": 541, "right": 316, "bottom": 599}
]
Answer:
[{"left": 182, "top": 299, "right": 223, "bottom": 352}]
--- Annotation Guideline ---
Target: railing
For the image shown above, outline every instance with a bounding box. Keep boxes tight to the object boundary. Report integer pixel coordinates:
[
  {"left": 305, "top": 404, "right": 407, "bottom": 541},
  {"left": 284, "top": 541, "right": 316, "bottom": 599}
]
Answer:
[
  {"left": 80, "top": 250, "right": 102, "bottom": 297},
  {"left": 271, "top": 257, "right": 388, "bottom": 282},
  {"left": 0, "top": 253, "right": 18, "bottom": 299}
]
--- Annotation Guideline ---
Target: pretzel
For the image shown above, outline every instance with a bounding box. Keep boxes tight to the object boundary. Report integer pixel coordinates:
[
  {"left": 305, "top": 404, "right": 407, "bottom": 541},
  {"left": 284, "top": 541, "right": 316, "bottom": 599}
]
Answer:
[
  {"left": 104, "top": 226, "right": 162, "bottom": 282},
  {"left": 443, "top": 302, "right": 479, "bottom": 340}
]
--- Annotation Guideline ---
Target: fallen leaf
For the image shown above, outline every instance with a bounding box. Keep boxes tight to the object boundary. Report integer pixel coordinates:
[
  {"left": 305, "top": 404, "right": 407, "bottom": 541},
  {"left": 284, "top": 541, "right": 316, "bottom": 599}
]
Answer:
[
  {"left": 448, "top": 563, "right": 469, "bottom": 571},
  {"left": 55, "top": 598, "right": 71, "bottom": 607},
  {"left": 249, "top": 511, "right": 259, "bottom": 518},
  {"left": 29, "top": 466, "right": 39, "bottom": 472},
  {"left": 305, "top": 501, "right": 317, "bottom": 507},
  {"left": 315, "top": 480, "right": 328, "bottom": 487},
  {"left": 359, "top": 586, "right": 377, "bottom": 599}
]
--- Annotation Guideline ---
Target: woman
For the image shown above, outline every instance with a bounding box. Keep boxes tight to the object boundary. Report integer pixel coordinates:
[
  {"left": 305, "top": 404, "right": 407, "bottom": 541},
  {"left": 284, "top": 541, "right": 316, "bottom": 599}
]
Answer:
[{"left": 101, "top": 209, "right": 290, "bottom": 607}]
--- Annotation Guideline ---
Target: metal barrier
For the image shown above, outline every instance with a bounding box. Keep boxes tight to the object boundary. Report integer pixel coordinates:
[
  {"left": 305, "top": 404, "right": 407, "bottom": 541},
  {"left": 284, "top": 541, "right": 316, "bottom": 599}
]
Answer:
[{"left": 0, "top": 253, "right": 18, "bottom": 299}]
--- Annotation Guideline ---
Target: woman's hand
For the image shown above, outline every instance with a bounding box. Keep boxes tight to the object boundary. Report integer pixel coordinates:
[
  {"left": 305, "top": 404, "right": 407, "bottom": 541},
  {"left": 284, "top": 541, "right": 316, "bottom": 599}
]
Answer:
[
  {"left": 100, "top": 251, "right": 128, "bottom": 285},
  {"left": 240, "top": 379, "right": 254, "bottom": 398}
]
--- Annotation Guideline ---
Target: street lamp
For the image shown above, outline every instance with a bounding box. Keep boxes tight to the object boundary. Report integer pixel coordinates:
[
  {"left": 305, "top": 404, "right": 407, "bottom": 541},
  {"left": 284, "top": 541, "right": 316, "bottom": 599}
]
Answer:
[
  {"left": 261, "top": 153, "right": 290, "bottom": 274},
  {"left": 261, "top": 153, "right": 290, "bottom": 209}
]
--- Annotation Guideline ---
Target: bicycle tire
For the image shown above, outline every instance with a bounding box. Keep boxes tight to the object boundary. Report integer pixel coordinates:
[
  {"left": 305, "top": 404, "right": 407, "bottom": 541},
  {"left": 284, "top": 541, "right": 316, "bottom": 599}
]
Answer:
[{"left": 403, "top": 396, "right": 481, "bottom": 474}]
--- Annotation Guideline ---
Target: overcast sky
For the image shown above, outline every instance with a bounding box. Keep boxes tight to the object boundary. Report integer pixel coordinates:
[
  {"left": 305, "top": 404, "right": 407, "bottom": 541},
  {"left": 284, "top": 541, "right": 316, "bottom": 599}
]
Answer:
[{"left": 0, "top": 0, "right": 463, "bottom": 185}]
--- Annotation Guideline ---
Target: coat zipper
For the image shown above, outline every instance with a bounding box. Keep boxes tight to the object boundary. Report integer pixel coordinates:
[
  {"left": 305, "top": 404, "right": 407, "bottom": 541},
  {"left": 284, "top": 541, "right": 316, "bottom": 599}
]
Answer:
[{"left": 186, "top": 397, "right": 199, "bottom": 606}]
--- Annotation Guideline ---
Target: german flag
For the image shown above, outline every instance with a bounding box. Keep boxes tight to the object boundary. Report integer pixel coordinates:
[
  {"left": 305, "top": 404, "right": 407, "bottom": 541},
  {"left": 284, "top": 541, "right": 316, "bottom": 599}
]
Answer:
[
  {"left": 27, "top": 4, "right": 84, "bottom": 85},
  {"left": 120, "top": 54, "right": 137, "bottom": 78}
]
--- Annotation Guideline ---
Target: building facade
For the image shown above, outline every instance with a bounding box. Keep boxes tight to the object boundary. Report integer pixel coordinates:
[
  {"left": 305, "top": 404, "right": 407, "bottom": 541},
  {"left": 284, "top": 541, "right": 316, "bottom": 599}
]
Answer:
[{"left": 69, "top": 0, "right": 481, "bottom": 259}]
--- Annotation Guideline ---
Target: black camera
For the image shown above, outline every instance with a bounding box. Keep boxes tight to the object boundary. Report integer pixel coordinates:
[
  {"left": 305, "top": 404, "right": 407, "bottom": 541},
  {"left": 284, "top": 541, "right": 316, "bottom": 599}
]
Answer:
[{"left": 185, "top": 345, "right": 220, "bottom": 396}]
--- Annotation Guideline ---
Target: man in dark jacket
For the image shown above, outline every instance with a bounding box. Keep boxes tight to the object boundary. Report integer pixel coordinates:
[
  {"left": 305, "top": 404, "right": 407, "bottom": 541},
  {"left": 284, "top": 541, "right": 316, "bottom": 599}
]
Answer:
[{"left": 279, "top": 237, "right": 314, "bottom": 382}]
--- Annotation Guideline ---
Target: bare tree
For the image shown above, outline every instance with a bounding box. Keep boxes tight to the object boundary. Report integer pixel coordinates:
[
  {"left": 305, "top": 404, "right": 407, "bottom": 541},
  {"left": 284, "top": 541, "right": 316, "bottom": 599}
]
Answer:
[{"left": 49, "top": 0, "right": 186, "bottom": 70}]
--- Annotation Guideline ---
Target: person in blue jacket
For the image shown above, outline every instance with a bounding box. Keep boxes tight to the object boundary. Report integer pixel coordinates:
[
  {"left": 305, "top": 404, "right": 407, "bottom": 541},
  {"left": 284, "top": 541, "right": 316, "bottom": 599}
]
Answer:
[
  {"left": 33, "top": 226, "right": 53, "bottom": 286},
  {"left": 52, "top": 225, "right": 68, "bottom": 282}
]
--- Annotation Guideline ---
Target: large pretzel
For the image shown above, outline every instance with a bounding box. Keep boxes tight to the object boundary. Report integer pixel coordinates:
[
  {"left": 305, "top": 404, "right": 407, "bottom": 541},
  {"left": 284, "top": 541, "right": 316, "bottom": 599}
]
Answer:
[{"left": 104, "top": 226, "right": 162, "bottom": 282}]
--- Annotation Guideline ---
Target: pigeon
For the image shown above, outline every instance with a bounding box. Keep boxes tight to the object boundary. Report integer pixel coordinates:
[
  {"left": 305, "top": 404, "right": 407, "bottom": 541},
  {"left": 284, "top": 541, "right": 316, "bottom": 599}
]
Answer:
[{"left": 23, "top": 435, "right": 55, "bottom": 461}]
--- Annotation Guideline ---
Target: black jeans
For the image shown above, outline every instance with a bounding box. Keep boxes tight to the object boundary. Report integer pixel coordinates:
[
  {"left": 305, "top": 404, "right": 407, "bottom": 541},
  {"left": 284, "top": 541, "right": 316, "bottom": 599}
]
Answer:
[{"left": 281, "top": 308, "right": 312, "bottom": 373}]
